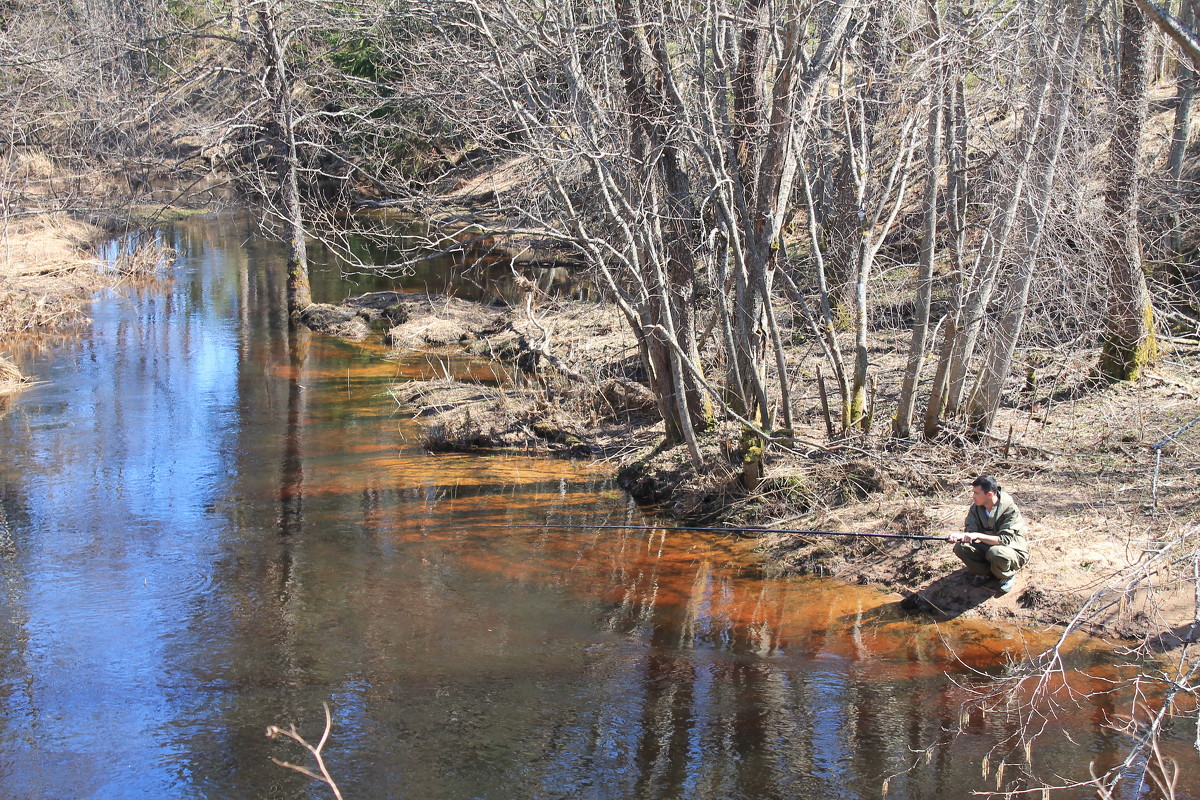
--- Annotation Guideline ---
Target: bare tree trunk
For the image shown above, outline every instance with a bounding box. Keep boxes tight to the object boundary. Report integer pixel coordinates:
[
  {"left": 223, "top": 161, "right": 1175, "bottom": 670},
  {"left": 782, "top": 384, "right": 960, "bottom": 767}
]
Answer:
[
  {"left": 257, "top": 0, "right": 313, "bottom": 318},
  {"left": 941, "top": 192, "right": 1023, "bottom": 418},
  {"left": 894, "top": 81, "right": 943, "bottom": 438},
  {"left": 922, "top": 47, "right": 969, "bottom": 439},
  {"left": 916, "top": 1, "right": 974, "bottom": 438},
  {"left": 811, "top": 3, "right": 919, "bottom": 432},
  {"left": 846, "top": 110, "right": 919, "bottom": 431},
  {"left": 722, "top": 0, "right": 852, "bottom": 480},
  {"left": 1167, "top": 0, "right": 1197, "bottom": 252},
  {"left": 797, "top": 166, "right": 853, "bottom": 433},
  {"left": 614, "top": 0, "right": 708, "bottom": 455},
  {"left": 934, "top": 32, "right": 1054, "bottom": 425},
  {"left": 1100, "top": 0, "right": 1158, "bottom": 380},
  {"left": 1133, "top": 0, "right": 1200, "bottom": 67}
]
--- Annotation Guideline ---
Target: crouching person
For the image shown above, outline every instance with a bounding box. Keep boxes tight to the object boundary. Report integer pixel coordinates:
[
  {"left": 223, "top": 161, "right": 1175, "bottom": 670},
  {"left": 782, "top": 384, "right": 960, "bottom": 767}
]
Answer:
[{"left": 947, "top": 476, "right": 1029, "bottom": 594}]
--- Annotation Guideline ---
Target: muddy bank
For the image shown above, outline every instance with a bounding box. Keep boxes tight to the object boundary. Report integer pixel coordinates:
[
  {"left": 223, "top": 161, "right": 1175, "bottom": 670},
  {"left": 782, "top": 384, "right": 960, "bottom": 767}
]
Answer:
[
  {"left": 357, "top": 286, "right": 1200, "bottom": 645},
  {"left": 324, "top": 291, "right": 662, "bottom": 456},
  {"left": 393, "top": 379, "right": 616, "bottom": 456}
]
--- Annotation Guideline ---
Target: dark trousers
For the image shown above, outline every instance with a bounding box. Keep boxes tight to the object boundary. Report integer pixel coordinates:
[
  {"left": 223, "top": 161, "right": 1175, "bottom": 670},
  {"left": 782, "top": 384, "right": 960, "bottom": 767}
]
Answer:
[{"left": 953, "top": 542, "right": 1028, "bottom": 580}]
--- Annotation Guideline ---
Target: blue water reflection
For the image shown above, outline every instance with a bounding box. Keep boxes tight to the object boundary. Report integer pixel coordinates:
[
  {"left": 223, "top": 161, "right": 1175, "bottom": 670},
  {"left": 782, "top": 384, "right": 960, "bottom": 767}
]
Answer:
[{"left": 0, "top": 215, "right": 1191, "bottom": 800}]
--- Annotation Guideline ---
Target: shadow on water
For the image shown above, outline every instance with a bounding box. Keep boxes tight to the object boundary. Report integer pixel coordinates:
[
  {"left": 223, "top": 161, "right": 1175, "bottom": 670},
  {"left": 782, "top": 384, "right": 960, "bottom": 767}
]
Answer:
[{"left": 0, "top": 214, "right": 1193, "bottom": 800}]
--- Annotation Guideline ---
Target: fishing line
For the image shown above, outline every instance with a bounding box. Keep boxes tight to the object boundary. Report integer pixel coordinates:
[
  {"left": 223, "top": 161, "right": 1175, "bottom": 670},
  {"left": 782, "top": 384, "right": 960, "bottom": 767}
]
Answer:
[{"left": 479, "top": 522, "right": 949, "bottom": 541}]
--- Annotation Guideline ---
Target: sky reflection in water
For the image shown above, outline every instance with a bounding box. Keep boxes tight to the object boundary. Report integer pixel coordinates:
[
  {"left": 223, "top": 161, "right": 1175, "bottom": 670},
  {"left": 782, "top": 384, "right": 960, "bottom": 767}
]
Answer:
[{"left": 0, "top": 215, "right": 1191, "bottom": 800}]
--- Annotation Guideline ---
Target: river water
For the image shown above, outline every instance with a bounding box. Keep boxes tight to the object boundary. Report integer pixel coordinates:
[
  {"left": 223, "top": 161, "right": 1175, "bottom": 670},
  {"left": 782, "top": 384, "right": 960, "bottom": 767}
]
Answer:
[{"left": 0, "top": 215, "right": 1191, "bottom": 800}]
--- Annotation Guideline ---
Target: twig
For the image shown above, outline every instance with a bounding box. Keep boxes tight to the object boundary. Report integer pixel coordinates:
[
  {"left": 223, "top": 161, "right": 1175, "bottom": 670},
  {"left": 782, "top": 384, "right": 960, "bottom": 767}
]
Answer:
[
  {"left": 265, "top": 702, "right": 345, "bottom": 800},
  {"left": 1150, "top": 415, "right": 1200, "bottom": 513}
]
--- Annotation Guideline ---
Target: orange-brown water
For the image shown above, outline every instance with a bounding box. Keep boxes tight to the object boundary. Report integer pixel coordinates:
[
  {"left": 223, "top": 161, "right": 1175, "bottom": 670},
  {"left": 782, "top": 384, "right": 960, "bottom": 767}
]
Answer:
[{"left": 0, "top": 216, "right": 1193, "bottom": 800}]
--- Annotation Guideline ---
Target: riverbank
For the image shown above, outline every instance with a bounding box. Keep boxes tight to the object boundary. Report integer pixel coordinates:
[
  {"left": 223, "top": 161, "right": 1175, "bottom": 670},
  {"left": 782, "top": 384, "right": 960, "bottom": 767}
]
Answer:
[
  {"left": 0, "top": 150, "right": 199, "bottom": 393},
  {"left": 354, "top": 160, "right": 1200, "bottom": 644},
  {"left": 0, "top": 211, "right": 109, "bottom": 392},
  {"left": 373, "top": 288, "right": 1200, "bottom": 645},
  {"left": 0, "top": 209, "right": 178, "bottom": 393},
  {"left": 3, "top": 191, "right": 1196, "bottom": 647}
]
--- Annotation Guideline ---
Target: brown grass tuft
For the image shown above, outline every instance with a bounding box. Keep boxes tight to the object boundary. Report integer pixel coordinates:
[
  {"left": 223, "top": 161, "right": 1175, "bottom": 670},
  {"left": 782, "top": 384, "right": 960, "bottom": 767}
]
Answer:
[
  {"left": 0, "top": 211, "right": 106, "bottom": 341},
  {"left": 0, "top": 355, "right": 25, "bottom": 394}
]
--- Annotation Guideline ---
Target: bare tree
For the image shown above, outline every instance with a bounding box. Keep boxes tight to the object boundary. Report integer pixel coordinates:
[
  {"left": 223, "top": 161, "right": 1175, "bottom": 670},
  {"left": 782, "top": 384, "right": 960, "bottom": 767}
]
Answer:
[
  {"left": 254, "top": 0, "right": 314, "bottom": 315},
  {"left": 807, "top": 4, "right": 923, "bottom": 433},
  {"left": 406, "top": 0, "right": 857, "bottom": 468},
  {"left": 964, "top": 0, "right": 1087, "bottom": 432},
  {"left": 1100, "top": 0, "right": 1159, "bottom": 381},
  {"left": 1166, "top": 0, "right": 1197, "bottom": 254},
  {"left": 920, "top": 15, "right": 971, "bottom": 440},
  {"left": 0, "top": 0, "right": 178, "bottom": 213},
  {"left": 1134, "top": 0, "right": 1200, "bottom": 67},
  {"left": 147, "top": 0, "right": 433, "bottom": 320},
  {"left": 920, "top": 6, "right": 1048, "bottom": 434},
  {"left": 892, "top": 0, "right": 944, "bottom": 440}
]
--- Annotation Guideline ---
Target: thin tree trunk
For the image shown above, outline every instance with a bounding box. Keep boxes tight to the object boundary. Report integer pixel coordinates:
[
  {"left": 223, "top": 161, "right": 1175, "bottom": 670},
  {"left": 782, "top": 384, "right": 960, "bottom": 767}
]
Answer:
[
  {"left": 922, "top": 38, "right": 968, "bottom": 439},
  {"left": 922, "top": 314, "right": 957, "bottom": 438},
  {"left": 257, "top": 0, "right": 312, "bottom": 318},
  {"left": 797, "top": 166, "right": 853, "bottom": 432},
  {"left": 895, "top": 81, "right": 943, "bottom": 438},
  {"left": 850, "top": 115, "right": 918, "bottom": 429},
  {"left": 1100, "top": 0, "right": 1158, "bottom": 380},
  {"left": 940, "top": 56, "right": 1054, "bottom": 421},
  {"left": 1168, "top": 0, "right": 1197, "bottom": 252}
]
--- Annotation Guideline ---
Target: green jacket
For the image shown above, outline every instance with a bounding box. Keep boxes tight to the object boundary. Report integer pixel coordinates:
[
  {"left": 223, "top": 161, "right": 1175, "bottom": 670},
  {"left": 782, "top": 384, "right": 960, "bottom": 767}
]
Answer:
[{"left": 965, "top": 490, "right": 1029, "bottom": 557}]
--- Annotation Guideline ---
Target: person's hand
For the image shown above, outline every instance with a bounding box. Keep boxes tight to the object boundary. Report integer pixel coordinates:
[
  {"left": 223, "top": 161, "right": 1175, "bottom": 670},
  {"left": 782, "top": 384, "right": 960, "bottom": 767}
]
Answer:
[{"left": 948, "top": 532, "right": 973, "bottom": 544}]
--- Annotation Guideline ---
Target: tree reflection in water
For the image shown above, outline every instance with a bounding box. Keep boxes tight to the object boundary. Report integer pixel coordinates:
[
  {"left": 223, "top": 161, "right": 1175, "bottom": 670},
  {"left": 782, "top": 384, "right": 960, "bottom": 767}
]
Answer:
[{"left": 0, "top": 215, "right": 1192, "bottom": 800}]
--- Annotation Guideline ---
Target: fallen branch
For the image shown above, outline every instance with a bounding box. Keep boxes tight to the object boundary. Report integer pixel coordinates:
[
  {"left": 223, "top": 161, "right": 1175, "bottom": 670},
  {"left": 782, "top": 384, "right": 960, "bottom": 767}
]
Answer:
[
  {"left": 265, "top": 702, "right": 345, "bottom": 800},
  {"left": 518, "top": 280, "right": 587, "bottom": 383}
]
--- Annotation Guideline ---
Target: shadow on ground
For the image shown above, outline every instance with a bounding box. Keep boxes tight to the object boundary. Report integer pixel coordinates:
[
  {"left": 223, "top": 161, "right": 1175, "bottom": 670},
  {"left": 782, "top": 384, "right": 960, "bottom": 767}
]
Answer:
[{"left": 897, "top": 570, "right": 1008, "bottom": 618}]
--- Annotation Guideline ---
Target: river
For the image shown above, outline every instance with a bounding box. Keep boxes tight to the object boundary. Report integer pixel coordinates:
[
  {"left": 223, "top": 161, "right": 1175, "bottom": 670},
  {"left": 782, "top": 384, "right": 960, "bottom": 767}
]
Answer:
[{"left": 0, "top": 215, "right": 1191, "bottom": 799}]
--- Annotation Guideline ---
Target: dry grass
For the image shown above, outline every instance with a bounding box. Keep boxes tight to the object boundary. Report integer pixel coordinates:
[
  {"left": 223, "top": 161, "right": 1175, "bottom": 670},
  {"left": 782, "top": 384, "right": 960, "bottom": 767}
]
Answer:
[
  {"left": 0, "top": 202, "right": 111, "bottom": 389},
  {"left": 0, "top": 209, "right": 109, "bottom": 344},
  {"left": 0, "top": 355, "right": 24, "bottom": 395},
  {"left": 0, "top": 212, "right": 100, "bottom": 273},
  {"left": 110, "top": 237, "right": 175, "bottom": 278}
]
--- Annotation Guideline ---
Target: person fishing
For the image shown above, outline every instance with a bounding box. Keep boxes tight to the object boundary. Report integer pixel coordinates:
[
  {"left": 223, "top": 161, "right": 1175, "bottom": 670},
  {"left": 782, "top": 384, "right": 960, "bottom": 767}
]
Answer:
[{"left": 947, "top": 475, "right": 1030, "bottom": 594}]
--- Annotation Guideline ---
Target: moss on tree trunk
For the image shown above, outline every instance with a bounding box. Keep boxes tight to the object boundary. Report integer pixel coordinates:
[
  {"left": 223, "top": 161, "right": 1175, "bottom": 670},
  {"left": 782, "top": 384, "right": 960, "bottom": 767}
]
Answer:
[{"left": 1100, "top": 301, "right": 1158, "bottom": 381}]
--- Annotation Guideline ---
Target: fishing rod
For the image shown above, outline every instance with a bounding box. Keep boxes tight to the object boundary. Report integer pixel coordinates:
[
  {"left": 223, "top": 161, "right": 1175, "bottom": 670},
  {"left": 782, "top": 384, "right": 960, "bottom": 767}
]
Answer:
[{"left": 481, "top": 522, "right": 950, "bottom": 541}]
